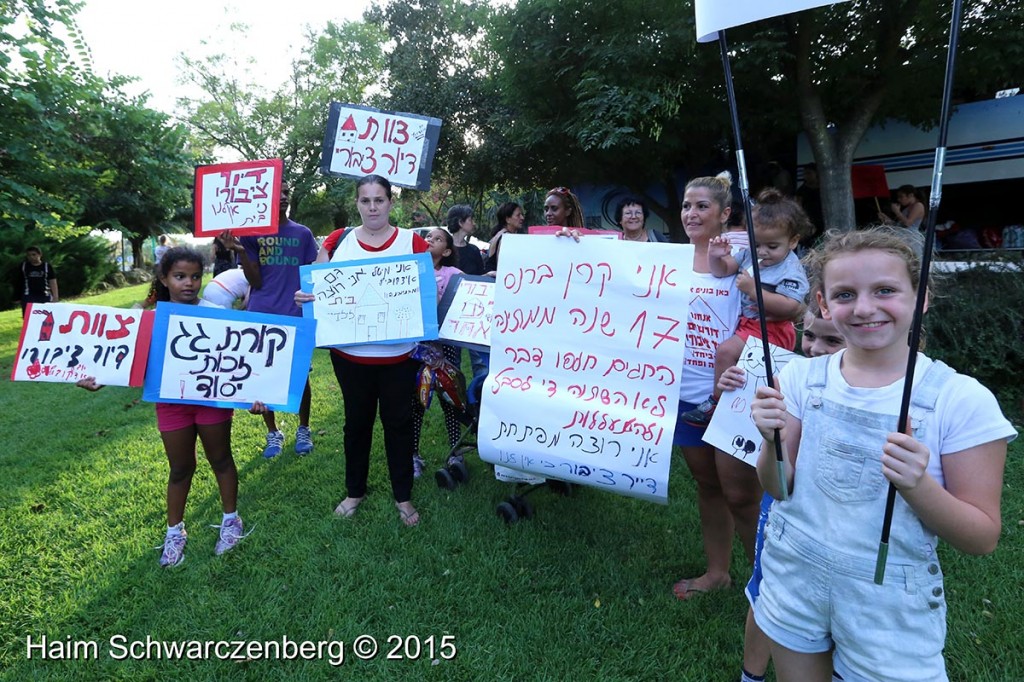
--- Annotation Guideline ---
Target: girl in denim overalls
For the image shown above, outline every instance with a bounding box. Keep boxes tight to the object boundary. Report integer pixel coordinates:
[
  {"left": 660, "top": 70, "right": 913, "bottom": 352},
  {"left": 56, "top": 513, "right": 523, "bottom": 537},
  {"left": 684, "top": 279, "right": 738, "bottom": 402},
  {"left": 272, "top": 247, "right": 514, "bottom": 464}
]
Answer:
[{"left": 750, "top": 228, "right": 1015, "bottom": 682}]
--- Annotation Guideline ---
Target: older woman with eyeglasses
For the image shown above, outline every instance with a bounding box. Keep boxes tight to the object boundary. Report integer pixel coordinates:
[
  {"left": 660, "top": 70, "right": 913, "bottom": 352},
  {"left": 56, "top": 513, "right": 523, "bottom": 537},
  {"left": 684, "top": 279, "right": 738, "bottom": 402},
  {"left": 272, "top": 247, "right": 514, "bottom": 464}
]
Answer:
[
  {"left": 616, "top": 196, "right": 668, "bottom": 243},
  {"left": 544, "top": 186, "right": 585, "bottom": 229}
]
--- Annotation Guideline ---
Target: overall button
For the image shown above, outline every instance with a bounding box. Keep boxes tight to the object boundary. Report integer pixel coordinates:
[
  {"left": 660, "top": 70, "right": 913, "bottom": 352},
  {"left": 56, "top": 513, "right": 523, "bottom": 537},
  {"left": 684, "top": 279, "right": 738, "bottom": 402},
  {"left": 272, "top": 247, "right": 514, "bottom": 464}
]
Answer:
[
  {"left": 928, "top": 601, "right": 941, "bottom": 610},
  {"left": 932, "top": 586, "right": 943, "bottom": 597},
  {"left": 928, "top": 564, "right": 939, "bottom": 575}
]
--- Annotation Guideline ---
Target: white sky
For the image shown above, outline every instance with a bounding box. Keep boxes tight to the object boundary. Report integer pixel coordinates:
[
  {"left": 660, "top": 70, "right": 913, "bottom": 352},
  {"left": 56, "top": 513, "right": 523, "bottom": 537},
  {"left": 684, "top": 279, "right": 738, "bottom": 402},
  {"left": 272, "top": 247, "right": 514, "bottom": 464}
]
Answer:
[{"left": 75, "top": 0, "right": 374, "bottom": 115}]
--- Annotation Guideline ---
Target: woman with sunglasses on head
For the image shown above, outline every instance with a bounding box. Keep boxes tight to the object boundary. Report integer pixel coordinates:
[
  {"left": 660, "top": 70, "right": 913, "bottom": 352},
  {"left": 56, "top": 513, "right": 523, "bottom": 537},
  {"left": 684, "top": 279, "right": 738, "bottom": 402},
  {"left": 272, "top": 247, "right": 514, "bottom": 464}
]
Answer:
[{"left": 544, "top": 187, "right": 585, "bottom": 229}]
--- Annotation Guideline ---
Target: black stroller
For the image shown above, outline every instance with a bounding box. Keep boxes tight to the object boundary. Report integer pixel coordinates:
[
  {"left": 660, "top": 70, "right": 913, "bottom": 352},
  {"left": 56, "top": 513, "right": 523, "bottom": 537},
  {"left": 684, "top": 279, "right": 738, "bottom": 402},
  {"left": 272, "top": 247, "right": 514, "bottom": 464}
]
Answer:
[
  {"left": 432, "top": 372, "right": 485, "bottom": 490},
  {"left": 492, "top": 472, "right": 574, "bottom": 524},
  {"left": 431, "top": 371, "right": 573, "bottom": 523}
]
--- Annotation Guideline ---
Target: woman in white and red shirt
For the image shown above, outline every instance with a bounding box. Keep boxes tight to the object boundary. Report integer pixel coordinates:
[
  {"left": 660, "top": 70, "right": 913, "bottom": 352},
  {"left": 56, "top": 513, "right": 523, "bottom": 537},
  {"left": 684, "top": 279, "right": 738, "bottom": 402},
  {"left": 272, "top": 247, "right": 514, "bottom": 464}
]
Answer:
[{"left": 305, "top": 175, "right": 429, "bottom": 526}]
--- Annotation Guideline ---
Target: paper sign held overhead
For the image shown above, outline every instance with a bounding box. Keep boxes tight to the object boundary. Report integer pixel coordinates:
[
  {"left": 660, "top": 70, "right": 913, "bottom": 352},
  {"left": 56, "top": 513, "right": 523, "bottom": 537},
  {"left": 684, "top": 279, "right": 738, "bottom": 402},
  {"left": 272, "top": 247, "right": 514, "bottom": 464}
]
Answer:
[
  {"left": 320, "top": 103, "right": 441, "bottom": 191},
  {"left": 851, "top": 164, "right": 891, "bottom": 199},
  {"left": 695, "top": 0, "right": 850, "bottom": 43},
  {"left": 194, "top": 159, "right": 283, "bottom": 237},
  {"left": 11, "top": 303, "right": 153, "bottom": 386}
]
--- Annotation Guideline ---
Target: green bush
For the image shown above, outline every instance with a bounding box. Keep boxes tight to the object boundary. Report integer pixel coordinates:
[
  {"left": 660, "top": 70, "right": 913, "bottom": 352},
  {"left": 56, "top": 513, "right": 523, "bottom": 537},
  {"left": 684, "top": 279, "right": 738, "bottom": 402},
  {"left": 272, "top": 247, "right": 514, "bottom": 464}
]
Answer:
[
  {"left": 0, "top": 229, "right": 118, "bottom": 309},
  {"left": 926, "top": 260, "right": 1024, "bottom": 410},
  {"left": 51, "top": 234, "right": 119, "bottom": 298}
]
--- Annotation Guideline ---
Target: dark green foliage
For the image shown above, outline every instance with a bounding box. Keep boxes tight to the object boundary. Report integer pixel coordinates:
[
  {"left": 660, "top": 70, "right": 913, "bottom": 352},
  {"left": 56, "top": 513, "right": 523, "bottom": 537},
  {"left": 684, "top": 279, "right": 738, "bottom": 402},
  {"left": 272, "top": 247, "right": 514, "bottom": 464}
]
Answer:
[
  {"left": 926, "top": 260, "right": 1024, "bottom": 408},
  {"left": 0, "top": 229, "right": 118, "bottom": 309},
  {"left": 46, "top": 234, "right": 119, "bottom": 301},
  {"left": 2, "top": 0, "right": 198, "bottom": 276}
]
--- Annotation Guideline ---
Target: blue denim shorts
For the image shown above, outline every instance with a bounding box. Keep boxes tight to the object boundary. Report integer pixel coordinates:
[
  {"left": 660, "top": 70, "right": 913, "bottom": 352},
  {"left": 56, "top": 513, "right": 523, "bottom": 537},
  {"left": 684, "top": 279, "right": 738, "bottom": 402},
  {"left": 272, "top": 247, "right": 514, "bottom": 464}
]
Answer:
[
  {"left": 744, "top": 492, "right": 774, "bottom": 607},
  {"left": 672, "top": 400, "right": 707, "bottom": 447},
  {"left": 754, "top": 514, "right": 949, "bottom": 682}
]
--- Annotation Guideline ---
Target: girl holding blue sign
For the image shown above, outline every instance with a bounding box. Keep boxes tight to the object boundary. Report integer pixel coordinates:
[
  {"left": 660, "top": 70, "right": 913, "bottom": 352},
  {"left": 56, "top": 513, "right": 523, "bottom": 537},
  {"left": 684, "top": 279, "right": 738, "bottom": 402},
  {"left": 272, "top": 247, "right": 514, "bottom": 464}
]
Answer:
[{"left": 77, "top": 247, "right": 249, "bottom": 567}]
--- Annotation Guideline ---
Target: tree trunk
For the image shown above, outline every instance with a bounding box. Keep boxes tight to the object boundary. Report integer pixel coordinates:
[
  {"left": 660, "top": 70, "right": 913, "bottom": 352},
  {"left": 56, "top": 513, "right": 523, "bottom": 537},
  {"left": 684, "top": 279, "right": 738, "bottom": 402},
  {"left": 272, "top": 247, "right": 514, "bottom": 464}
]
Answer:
[
  {"left": 816, "top": 147, "right": 857, "bottom": 231},
  {"left": 788, "top": 7, "right": 910, "bottom": 232},
  {"left": 130, "top": 235, "right": 148, "bottom": 270}
]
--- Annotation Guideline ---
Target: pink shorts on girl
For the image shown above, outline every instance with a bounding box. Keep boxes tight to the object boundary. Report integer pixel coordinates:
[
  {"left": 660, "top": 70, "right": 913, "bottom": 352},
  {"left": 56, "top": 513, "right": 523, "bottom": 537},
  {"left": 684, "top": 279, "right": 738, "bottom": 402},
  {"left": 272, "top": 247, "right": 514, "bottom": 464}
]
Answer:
[{"left": 156, "top": 402, "right": 233, "bottom": 432}]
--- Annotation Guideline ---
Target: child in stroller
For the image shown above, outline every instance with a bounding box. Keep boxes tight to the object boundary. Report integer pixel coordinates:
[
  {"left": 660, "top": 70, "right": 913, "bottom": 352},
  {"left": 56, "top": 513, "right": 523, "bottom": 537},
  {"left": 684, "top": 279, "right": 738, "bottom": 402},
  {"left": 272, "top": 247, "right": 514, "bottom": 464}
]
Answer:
[{"left": 410, "top": 342, "right": 475, "bottom": 488}]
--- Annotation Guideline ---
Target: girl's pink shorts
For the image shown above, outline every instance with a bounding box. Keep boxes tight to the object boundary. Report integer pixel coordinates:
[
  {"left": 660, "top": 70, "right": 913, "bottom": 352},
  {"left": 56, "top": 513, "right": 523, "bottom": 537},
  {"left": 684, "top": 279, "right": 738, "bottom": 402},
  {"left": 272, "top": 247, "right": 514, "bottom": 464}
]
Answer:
[{"left": 155, "top": 402, "right": 233, "bottom": 432}]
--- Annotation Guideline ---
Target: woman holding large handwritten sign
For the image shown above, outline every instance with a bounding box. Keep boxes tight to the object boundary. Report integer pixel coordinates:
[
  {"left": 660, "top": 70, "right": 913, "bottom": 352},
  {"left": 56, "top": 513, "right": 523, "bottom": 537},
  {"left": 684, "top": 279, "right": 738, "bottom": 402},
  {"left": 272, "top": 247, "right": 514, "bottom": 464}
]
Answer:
[
  {"left": 671, "top": 173, "right": 757, "bottom": 602},
  {"left": 297, "top": 175, "right": 430, "bottom": 527},
  {"left": 544, "top": 186, "right": 585, "bottom": 229}
]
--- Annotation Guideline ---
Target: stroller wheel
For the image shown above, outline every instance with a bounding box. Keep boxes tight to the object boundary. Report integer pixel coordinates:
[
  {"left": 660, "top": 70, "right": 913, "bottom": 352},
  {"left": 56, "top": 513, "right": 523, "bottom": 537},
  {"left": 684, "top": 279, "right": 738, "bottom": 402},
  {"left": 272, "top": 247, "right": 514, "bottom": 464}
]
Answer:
[
  {"left": 510, "top": 495, "right": 534, "bottom": 520},
  {"left": 449, "top": 460, "right": 469, "bottom": 483},
  {"left": 496, "top": 501, "right": 519, "bottom": 524},
  {"left": 435, "top": 468, "right": 457, "bottom": 491}
]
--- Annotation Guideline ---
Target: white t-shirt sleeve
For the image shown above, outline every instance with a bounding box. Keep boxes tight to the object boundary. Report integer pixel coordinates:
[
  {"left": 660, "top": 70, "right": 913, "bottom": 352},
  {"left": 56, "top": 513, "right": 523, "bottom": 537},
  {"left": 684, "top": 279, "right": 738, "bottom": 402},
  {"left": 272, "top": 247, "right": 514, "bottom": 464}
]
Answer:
[
  {"left": 778, "top": 355, "right": 811, "bottom": 423},
  {"left": 937, "top": 374, "right": 1018, "bottom": 454}
]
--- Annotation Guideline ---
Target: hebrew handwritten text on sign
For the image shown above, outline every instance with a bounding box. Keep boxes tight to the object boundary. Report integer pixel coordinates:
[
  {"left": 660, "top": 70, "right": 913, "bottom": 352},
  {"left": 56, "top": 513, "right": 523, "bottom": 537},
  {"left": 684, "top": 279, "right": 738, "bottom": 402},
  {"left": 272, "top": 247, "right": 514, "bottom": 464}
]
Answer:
[
  {"left": 11, "top": 303, "right": 152, "bottom": 386},
  {"left": 300, "top": 253, "right": 438, "bottom": 348},
  {"left": 143, "top": 303, "right": 316, "bottom": 412},
  {"left": 477, "top": 235, "right": 693, "bottom": 503},
  {"left": 438, "top": 274, "right": 493, "bottom": 352},
  {"left": 320, "top": 103, "right": 441, "bottom": 191},
  {"left": 194, "top": 159, "right": 282, "bottom": 237}
]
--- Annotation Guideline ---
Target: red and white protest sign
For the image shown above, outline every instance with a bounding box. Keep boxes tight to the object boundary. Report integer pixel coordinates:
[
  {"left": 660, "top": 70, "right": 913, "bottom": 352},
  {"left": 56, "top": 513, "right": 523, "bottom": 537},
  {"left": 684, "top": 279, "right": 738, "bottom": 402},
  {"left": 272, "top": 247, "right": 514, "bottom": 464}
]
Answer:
[
  {"left": 12, "top": 303, "right": 153, "bottom": 386},
  {"left": 193, "top": 159, "right": 283, "bottom": 237}
]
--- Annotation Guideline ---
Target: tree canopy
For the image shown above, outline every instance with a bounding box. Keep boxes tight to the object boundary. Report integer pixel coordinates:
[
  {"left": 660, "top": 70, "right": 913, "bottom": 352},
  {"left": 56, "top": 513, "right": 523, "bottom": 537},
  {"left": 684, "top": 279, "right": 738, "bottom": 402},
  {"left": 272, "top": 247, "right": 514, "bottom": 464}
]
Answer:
[
  {"left": 177, "top": 19, "right": 387, "bottom": 231},
  {"left": 1, "top": 0, "right": 199, "bottom": 247},
  {"left": 4, "top": 0, "right": 1022, "bottom": 263}
]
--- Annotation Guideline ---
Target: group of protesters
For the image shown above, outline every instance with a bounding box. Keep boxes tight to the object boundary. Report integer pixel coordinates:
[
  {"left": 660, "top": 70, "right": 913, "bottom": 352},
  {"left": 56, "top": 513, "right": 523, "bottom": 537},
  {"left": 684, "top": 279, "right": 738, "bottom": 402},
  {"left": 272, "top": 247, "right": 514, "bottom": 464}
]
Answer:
[{"left": 67, "top": 167, "right": 1014, "bottom": 682}]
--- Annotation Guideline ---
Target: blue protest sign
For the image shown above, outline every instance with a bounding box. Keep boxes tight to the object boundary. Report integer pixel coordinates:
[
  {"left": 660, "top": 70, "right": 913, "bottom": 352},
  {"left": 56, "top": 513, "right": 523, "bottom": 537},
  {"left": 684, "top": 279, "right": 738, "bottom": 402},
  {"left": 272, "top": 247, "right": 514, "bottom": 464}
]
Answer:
[
  {"left": 300, "top": 253, "right": 438, "bottom": 348},
  {"left": 143, "top": 302, "right": 316, "bottom": 412}
]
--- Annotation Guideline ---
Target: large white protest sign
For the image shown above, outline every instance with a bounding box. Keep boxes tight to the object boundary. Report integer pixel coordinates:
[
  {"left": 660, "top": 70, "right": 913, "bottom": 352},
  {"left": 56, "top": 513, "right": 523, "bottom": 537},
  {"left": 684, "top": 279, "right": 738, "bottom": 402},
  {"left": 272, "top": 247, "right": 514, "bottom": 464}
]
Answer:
[
  {"left": 300, "top": 253, "right": 438, "bottom": 348},
  {"left": 438, "top": 274, "right": 493, "bottom": 352},
  {"left": 703, "top": 336, "right": 799, "bottom": 466},
  {"left": 695, "top": 0, "right": 850, "bottom": 42},
  {"left": 143, "top": 303, "right": 316, "bottom": 412},
  {"left": 477, "top": 235, "right": 693, "bottom": 503},
  {"left": 11, "top": 303, "right": 152, "bottom": 386}
]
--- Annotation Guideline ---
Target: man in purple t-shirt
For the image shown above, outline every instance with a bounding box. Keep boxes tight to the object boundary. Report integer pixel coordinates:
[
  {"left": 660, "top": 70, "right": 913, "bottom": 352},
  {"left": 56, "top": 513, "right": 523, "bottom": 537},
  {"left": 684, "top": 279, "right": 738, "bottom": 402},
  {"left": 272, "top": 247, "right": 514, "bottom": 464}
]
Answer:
[{"left": 228, "top": 182, "right": 319, "bottom": 459}]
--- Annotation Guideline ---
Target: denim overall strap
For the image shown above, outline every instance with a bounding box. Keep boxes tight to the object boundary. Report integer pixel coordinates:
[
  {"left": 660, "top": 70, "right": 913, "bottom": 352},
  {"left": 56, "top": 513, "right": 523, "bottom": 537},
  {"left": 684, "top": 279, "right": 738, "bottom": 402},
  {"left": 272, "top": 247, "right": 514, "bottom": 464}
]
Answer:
[
  {"left": 908, "top": 358, "right": 955, "bottom": 436},
  {"left": 777, "top": 354, "right": 945, "bottom": 566},
  {"left": 804, "top": 354, "right": 828, "bottom": 408}
]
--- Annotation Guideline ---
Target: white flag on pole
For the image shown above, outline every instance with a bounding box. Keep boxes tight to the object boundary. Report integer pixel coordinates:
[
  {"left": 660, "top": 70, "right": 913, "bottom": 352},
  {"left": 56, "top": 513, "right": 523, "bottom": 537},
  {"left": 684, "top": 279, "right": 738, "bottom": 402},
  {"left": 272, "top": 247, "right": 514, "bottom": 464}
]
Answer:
[{"left": 695, "top": 0, "right": 850, "bottom": 43}]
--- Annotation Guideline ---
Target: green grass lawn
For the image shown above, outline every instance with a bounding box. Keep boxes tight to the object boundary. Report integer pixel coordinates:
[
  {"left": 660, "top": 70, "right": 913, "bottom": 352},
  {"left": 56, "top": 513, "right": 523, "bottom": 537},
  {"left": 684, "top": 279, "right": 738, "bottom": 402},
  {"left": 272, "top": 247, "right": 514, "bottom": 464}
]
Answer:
[{"left": 1, "top": 286, "right": 1021, "bottom": 681}]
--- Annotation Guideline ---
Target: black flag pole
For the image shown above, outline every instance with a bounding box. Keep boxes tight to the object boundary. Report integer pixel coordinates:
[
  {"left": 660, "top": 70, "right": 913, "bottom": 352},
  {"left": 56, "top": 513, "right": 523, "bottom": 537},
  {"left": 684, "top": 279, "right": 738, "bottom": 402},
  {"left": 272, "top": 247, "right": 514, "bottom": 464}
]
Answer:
[
  {"left": 874, "top": 0, "right": 964, "bottom": 585},
  {"left": 716, "top": 31, "right": 788, "bottom": 501}
]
